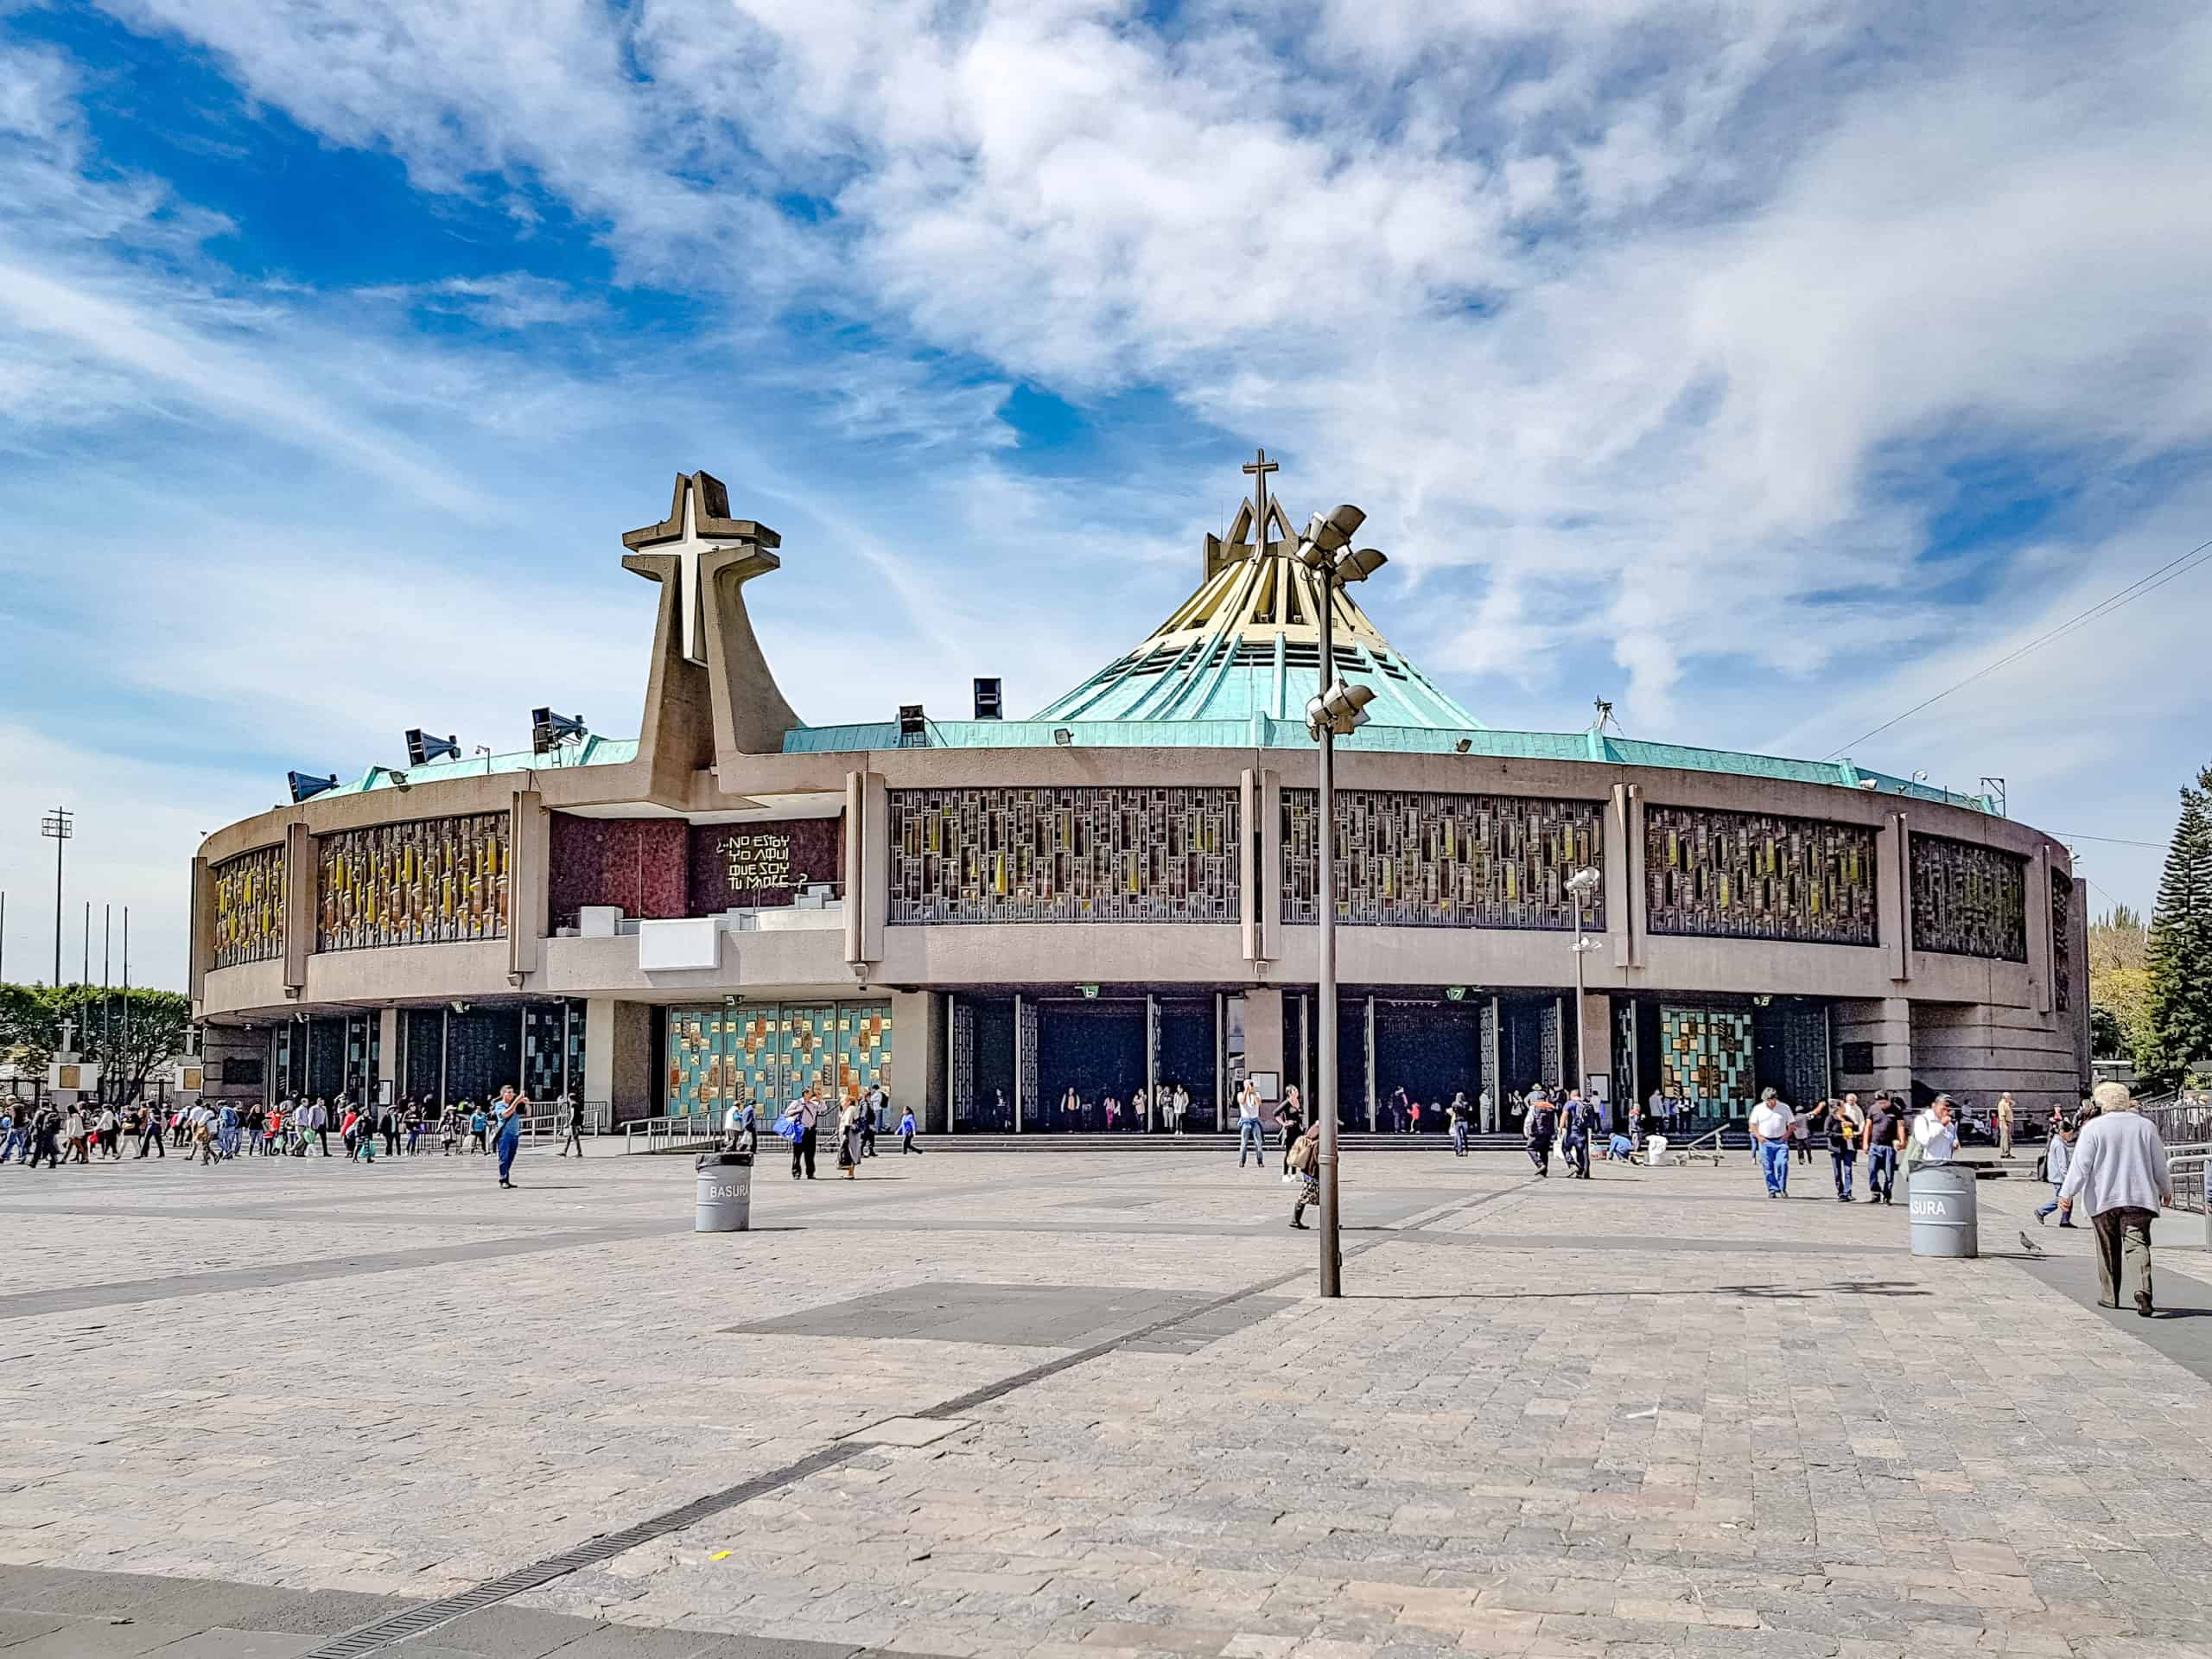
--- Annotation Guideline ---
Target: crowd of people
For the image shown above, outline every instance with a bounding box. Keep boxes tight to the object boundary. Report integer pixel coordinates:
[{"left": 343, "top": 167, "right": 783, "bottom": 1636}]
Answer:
[{"left": 1, "top": 1086, "right": 580, "bottom": 1187}]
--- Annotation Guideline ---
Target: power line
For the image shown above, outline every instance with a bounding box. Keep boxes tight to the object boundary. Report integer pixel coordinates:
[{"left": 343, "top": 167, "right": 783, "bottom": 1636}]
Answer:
[
  {"left": 1816, "top": 531, "right": 2212, "bottom": 761},
  {"left": 2052, "top": 831, "right": 2164, "bottom": 849}
]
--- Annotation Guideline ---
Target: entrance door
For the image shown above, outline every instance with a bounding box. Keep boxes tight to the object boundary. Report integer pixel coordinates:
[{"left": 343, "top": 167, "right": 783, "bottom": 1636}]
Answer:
[
  {"left": 1371, "top": 1000, "right": 1480, "bottom": 1132},
  {"left": 1035, "top": 1000, "right": 1147, "bottom": 1130}
]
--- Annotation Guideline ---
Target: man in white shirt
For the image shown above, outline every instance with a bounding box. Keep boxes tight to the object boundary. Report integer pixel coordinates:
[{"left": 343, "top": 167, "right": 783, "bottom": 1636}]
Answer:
[
  {"left": 1748, "top": 1089, "right": 1793, "bottom": 1198},
  {"left": 2060, "top": 1081, "right": 2174, "bottom": 1316},
  {"left": 1910, "top": 1095, "right": 1960, "bottom": 1165}
]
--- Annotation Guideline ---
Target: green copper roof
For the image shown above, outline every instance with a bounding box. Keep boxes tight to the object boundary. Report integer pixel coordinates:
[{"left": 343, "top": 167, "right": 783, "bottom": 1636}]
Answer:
[
  {"left": 324, "top": 734, "right": 638, "bottom": 797},
  {"left": 776, "top": 716, "right": 1993, "bottom": 811}
]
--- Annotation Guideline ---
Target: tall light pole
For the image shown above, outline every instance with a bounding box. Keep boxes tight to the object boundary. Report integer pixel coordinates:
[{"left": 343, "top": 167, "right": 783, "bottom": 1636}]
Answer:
[
  {"left": 40, "top": 808, "right": 73, "bottom": 988},
  {"left": 1297, "top": 505, "right": 1386, "bottom": 1300},
  {"left": 1567, "top": 866, "right": 1602, "bottom": 1090}
]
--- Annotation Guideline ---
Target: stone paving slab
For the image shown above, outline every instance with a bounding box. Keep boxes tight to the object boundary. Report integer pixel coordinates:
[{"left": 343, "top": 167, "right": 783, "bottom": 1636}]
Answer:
[{"left": 3, "top": 1146, "right": 2210, "bottom": 1657}]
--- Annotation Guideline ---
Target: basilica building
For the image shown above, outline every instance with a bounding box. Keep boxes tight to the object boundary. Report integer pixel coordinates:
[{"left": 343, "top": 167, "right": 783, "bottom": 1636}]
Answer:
[{"left": 190, "top": 467, "right": 2088, "bottom": 1130}]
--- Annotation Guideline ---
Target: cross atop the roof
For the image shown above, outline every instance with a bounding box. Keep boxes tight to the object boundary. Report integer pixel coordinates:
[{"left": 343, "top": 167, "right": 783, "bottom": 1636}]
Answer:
[
  {"left": 621, "top": 472, "right": 781, "bottom": 664},
  {"left": 1243, "top": 447, "right": 1278, "bottom": 550}
]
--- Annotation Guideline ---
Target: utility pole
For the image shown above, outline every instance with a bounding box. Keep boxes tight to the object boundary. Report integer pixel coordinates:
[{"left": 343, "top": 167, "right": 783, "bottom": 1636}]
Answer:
[{"left": 40, "top": 808, "right": 72, "bottom": 988}]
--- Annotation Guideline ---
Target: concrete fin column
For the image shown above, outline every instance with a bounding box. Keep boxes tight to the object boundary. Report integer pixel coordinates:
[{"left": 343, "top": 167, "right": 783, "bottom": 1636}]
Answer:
[
  {"left": 843, "top": 772, "right": 865, "bottom": 967},
  {"left": 1880, "top": 811, "right": 1911, "bottom": 984},
  {"left": 861, "top": 772, "right": 888, "bottom": 966},
  {"left": 2027, "top": 846, "right": 2053, "bottom": 1016},
  {"left": 509, "top": 788, "right": 546, "bottom": 984},
  {"left": 283, "top": 820, "right": 313, "bottom": 996},
  {"left": 1260, "top": 767, "right": 1283, "bottom": 965},
  {"left": 188, "top": 855, "right": 213, "bottom": 1007},
  {"left": 1240, "top": 769, "right": 1261, "bottom": 963},
  {"left": 1607, "top": 784, "right": 1642, "bottom": 969}
]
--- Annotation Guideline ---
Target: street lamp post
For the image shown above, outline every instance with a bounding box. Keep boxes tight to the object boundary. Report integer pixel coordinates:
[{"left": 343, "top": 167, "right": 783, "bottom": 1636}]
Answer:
[
  {"left": 1566, "top": 866, "right": 1602, "bottom": 1090},
  {"left": 39, "top": 808, "right": 73, "bottom": 988},
  {"left": 1297, "top": 505, "right": 1386, "bottom": 1300}
]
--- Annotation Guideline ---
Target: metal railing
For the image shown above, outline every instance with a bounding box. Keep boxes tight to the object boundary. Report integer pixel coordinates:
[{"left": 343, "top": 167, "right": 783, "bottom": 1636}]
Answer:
[{"left": 622, "top": 1116, "right": 721, "bottom": 1154}]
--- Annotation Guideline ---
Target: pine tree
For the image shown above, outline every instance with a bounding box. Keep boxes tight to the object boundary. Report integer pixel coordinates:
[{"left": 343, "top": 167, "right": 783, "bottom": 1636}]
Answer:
[{"left": 2143, "top": 766, "right": 2212, "bottom": 1089}]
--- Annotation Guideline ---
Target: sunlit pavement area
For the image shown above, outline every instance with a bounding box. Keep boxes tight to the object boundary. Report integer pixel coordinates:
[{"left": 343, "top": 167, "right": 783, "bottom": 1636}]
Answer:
[{"left": 4, "top": 1140, "right": 2211, "bottom": 1658}]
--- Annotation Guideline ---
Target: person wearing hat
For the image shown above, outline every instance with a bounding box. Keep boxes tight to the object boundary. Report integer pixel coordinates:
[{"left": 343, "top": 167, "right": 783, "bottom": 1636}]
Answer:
[{"left": 2058, "top": 1081, "right": 2173, "bottom": 1316}]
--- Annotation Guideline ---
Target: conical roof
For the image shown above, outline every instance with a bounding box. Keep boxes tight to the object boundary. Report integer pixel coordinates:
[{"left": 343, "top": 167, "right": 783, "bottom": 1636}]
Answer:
[{"left": 1032, "top": 494, "right": 1483, "bottom": 729}]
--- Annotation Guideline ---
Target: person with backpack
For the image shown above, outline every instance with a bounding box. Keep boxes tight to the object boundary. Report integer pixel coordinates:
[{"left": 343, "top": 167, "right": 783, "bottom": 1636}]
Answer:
[
  {"left": 1560, "top": 1090, "right": 1598, "bottom": 1179},
  {"left": 1524, "top": 1090, "right": 1559, "bottom": 1177},
  {"left": 559, "top": 1097, "right": 588, "bottom": 1157}
]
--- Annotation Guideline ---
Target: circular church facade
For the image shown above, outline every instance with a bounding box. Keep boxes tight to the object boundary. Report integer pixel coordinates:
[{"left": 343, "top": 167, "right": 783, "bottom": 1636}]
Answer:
[{"left": 188, "top": 470, "right": 2088, "bottom": 1132}]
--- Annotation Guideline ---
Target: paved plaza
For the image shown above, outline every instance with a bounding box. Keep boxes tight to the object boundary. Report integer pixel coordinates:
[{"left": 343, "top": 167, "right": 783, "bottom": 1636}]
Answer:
[{"left": 3, "top": 1141, "right": 2211, "bottom": 1659}]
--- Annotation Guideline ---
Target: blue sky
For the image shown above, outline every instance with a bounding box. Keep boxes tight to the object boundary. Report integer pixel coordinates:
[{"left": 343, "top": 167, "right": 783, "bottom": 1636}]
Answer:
[{"left": 1, "top": 0, "right": 2207, "bottom": 988}]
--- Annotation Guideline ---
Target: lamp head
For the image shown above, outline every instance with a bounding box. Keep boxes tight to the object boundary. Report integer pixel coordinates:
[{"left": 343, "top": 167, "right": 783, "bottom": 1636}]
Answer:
[{"left": 1336, "top": 545, "right": 1387, "bottom": 583}]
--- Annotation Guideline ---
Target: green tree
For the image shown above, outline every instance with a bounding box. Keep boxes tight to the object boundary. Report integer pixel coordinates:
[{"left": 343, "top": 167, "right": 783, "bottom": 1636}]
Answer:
[
  {"left": 2143, "top": 768, "right": 2212, "bottom": 1090},
  {"left": 2088, "top": 904, "right": 2154, "bottom": 1066},
  {"left": 0, "top": 982, "right": 191, "bottom": 1102}
]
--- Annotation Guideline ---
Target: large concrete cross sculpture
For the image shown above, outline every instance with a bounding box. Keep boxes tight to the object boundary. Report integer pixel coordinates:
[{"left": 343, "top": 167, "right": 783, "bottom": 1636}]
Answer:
[{"left": 620, "top": 472, "right": 780, "bottom": 666}]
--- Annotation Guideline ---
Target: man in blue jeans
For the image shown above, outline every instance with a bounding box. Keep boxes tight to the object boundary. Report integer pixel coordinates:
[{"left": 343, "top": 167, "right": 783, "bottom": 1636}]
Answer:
[
  {"left": 493, "top": 1084, "right": 529, "bottom": 1190},
  {"left": 1235, "top": 1081, "right": 1266, "bottom": 1168},
  {"left": 1749, "top": 1088, "right": 1794, "bottom": 1198},
  {"left": 1863, "top": 1094, "right": 1904, "bottom": 1205}
]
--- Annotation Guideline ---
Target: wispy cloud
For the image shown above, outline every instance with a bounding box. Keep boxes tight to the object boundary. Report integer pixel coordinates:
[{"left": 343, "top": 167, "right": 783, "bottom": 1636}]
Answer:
[{"left": 1, "top": 0, "right": 2208, "bottom": 983}]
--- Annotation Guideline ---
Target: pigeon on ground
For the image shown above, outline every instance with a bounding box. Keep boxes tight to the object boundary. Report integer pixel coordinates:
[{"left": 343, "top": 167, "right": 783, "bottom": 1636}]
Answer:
[{"left": 2019, "top": 1230, "right": 2043, "bottom": 1255}]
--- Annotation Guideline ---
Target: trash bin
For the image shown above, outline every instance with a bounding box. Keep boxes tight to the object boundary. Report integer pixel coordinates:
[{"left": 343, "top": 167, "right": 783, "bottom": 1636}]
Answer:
[
  {"left": 1908, "top": 1161, "right": 1977, "bottom": 1258},
  {"left": 1645, "top": 1134, "right": 1669, "bottom": 1167},
  {"left": 695, "top": 1151, "right": 753, "bottom": 1233}
]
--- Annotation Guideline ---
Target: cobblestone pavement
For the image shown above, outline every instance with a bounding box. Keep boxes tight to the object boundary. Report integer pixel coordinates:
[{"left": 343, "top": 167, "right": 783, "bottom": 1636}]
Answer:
[{"left": 3, "top": 1140, "right": 2209, "bottom": 1657}]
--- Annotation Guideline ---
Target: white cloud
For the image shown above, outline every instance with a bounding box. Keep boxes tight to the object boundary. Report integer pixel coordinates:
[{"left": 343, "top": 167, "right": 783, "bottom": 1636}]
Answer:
[{"left": 0, "top": 0, "right": 2205, "bottom": 968}]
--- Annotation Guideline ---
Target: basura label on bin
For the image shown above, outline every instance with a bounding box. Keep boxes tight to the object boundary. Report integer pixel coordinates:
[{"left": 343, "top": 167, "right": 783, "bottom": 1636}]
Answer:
[
  {"left": 1910, "top": 1195, "right": 1959, "bottom": 1220},
  {"left": 705, "top": 1182, "right": 745, "bottom": 1199}
]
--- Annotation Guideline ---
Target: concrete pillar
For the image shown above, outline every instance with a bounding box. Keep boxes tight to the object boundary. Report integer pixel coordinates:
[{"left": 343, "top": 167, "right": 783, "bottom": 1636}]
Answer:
[
  {"left": 376, "top": 1008, "right": 401, "bottom": 1095},
  {"left": 1243, "top": 987, "right": 1285, "bottom": 1099},
  {"left": 1833, "top": 996, "right": 1913, "bottom": 1097},
  {"left": 584, "top": 997, "right": 655, "bottom": 1123},
  {"left": 889, "top": 989, "right": 944, "bottom": 1132},
  {"left": 509, "top": 789, "right": 547, "bottom": 982},
  {"left": 1577, "top": 991, "right": 1609, "bottom": 1095}
]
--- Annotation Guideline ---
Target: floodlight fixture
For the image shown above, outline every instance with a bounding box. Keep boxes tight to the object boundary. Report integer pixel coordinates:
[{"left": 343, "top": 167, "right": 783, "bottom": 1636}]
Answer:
[
  {"left": 1334, "top": 545, "right": 1388, "bottom": 583},
  {"left": 406, "top": 728, "right": 460, "bottom": 767},
  {"left": 288, "top": 772, "right": 340, "bottom": 804},
  {"left": 1453, "top": 738, "right": 1472, "bottom": 753},
  {"left": 531, "top": 707, "right": 588, "bottom": 753},
  {"left": 1052, "top": 728, "right": 1073, "bottom": 747},
  {"left": 1306, "top": 678, "right": 1376, "bottom": 739},
  {"left": 1565, "top": 866, "right": 1603, "bottom": 898}
]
